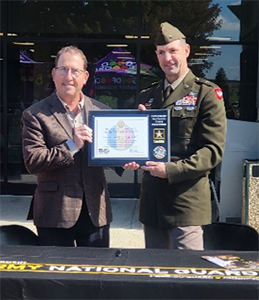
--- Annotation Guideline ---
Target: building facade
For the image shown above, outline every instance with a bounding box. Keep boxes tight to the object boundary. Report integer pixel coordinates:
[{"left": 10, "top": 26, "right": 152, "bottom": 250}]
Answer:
[{"left": 1, "top": 0, "right": 258, "bottom": 200}]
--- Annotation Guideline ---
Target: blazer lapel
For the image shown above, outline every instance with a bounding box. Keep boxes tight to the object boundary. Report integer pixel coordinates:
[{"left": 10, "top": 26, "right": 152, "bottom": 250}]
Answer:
[
  {"left": 49, "top": 94, "right": 74, "bottom": 139},
  {"left": 83, "top": 95, "right": 91, "bottom": 126}
]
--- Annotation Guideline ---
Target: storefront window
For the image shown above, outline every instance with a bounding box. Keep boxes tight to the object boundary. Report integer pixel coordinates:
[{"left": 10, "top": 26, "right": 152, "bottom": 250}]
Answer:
[
  {"left": 7, "top": 1, "right": 139, "bottom": 36},
  {"left": 1, "top": 0, "right": 258, "bottom": 194}
]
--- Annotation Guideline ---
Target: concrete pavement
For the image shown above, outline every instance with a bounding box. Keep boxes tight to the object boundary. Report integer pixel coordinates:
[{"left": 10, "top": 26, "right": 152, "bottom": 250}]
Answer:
[{"left": 0, "top": 195, "right": 145, "bottom": 249}]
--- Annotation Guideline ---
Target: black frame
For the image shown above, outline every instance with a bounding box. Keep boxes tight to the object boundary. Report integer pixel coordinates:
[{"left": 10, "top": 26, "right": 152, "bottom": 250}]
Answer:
[{"left": 88, "top": 109, "right": 170, "bottom": 166}]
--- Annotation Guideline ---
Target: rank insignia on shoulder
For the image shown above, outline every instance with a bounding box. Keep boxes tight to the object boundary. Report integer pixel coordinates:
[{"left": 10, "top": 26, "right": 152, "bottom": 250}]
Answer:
[{"left": 214, "top": 88, "right": 223, "bottom": 100}]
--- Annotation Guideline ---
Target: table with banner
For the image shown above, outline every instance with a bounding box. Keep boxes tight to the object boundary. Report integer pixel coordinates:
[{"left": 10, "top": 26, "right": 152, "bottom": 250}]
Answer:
[{"left": 0, "top": 246, "right": 258, "bottom": 299}]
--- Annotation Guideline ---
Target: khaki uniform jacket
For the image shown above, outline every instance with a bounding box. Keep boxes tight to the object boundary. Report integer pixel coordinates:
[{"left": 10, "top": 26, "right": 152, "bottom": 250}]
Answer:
[
  {"left": 139, "top": 70, "right": 226, "bottom": 227},
  {"left": 22, "top": 92, "right": 112, "bottom": 228}
]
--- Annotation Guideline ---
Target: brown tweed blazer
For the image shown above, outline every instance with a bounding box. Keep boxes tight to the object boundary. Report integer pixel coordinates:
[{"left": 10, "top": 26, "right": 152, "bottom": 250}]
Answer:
[{"left": 22, "top": 92, "right": 112, "bottom": 228}]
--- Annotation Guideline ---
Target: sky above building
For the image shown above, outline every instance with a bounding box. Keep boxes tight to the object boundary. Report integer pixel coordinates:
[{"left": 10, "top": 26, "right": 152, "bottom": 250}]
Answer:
[{"left": 206, "top": 0, "right": 241, "bottom": 80}]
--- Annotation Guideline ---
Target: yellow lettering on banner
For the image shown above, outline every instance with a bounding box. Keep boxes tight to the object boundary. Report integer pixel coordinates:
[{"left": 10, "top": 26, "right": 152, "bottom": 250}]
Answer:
[
  {"left": 5, "top": 264, "right": 43, "bottom": 270},
  {"left": 7, "top": 264, "right": 26, "bottom": 270},
  {"left": 0, "top": 264, "right": 7, "bottom": 270},
  {"left": 27, "top": 264, "right": 43, "bottom": 270},
  {"left": 0, "top": 262, "right": 258, "bottom": 279}
]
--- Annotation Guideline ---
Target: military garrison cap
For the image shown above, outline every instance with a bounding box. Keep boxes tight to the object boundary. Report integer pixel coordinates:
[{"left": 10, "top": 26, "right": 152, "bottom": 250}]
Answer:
[{"left": 156, "top": 22, "right": 186, "bottom": 45}]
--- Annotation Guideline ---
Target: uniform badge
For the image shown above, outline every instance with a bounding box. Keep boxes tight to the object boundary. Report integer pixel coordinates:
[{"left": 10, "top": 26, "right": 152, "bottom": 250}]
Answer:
[
  {"left": 145, "top": 97, "right": 154, "bottom": 108},
  {"left": 153, "top": 128, "right": 165, "bottom": 143},
  {"left": 153, "top": 146, "right": 167, "bottom": 160},
  {"left": 215, "top": 88, "right": 223, "bottom": 100},
  {"left": 175, "top": 92, "right": 197, "bottom": 106}
]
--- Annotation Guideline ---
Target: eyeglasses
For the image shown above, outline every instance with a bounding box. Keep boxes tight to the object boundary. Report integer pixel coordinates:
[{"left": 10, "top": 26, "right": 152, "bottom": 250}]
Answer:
[{"left": 55, "top": 66, "right": 86, "bottom": 78}]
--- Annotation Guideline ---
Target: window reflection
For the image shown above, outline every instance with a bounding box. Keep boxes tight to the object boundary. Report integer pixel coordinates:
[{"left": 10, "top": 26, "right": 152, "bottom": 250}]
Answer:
[
  {"left": 1, "top": 0, "right": 258, "bottom": 191},
  {"left": 7, "top": 1, "right": 138, "bottom": 36}
]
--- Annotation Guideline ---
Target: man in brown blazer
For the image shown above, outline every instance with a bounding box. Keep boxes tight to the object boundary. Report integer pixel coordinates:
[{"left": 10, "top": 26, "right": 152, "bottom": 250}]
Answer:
[{"left": 22, "top": 46, "right": 119, "bottom": 247}]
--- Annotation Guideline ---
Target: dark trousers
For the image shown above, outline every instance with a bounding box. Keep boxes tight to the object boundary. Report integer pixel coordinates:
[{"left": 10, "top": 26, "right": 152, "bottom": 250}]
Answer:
[{"left": 37, "top": 201, "right": 110, "bottom": 247}]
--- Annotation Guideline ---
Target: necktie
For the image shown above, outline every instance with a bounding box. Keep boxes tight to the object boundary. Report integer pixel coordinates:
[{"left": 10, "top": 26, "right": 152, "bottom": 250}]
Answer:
[{"left": 164, "top": 85, "right": 173, "bottom": 100}]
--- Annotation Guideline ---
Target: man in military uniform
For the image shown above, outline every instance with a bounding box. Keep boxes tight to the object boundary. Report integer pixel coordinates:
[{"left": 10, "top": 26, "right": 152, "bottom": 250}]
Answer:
[{"left": 124, "top": 22, "right": 226, "bottom": 250}]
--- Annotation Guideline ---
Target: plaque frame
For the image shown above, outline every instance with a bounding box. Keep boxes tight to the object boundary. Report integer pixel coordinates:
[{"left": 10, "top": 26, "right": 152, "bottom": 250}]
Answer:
[{"left": 88, "top": 109, "right": 170, "bottom": 166}]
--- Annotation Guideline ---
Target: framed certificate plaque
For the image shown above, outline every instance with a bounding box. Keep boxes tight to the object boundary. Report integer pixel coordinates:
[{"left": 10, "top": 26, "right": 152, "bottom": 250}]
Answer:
[{"left": 88, "top": 109, "right": 170, "bottom": 166}]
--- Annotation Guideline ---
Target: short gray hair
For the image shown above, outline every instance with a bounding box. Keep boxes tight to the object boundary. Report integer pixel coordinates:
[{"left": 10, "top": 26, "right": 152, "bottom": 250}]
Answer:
[{"left": 55, "top": 46, "right": 88, "bottom": 70}]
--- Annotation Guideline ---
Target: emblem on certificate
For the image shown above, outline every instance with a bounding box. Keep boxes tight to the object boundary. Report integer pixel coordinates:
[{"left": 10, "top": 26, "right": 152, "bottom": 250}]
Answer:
[{"left": 88, "top": 109, "right": 170, "bottom": 166}]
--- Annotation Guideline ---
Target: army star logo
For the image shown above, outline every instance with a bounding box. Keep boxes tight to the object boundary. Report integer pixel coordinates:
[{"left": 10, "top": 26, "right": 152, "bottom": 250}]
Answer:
[{"left": 153, "top": 128, "right": 165, "bottom": 143}]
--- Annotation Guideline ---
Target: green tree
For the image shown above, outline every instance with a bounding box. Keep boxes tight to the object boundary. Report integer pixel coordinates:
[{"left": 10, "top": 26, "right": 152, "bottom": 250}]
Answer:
[
  {"left": 215, "top": 67, "right": 229, "bottom": 86},
  {"left": 140, "top": 0, "right": 222, "bottom": 77},
  {"left": 11, "top": 0, "right": 222, "bottom": 76},
  {"left": 15, "top": 1, "right": 221, "bottom": 37}
]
